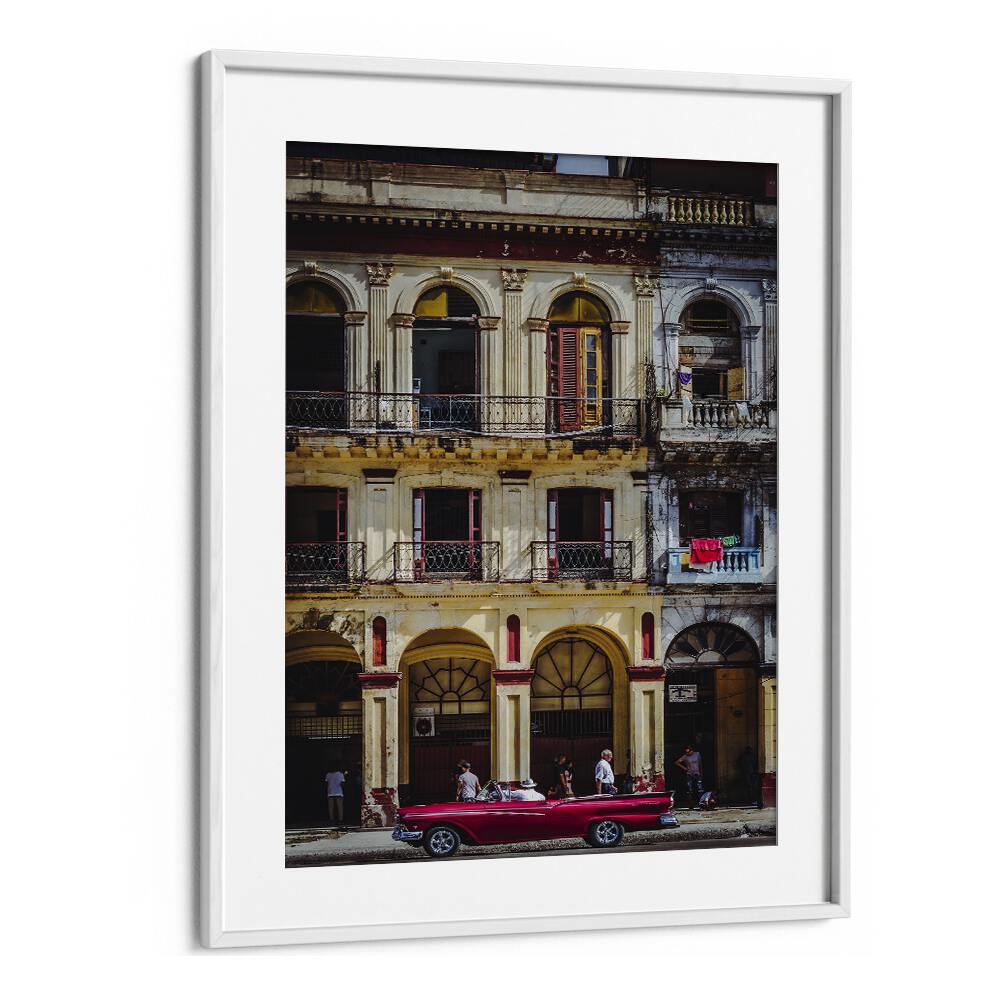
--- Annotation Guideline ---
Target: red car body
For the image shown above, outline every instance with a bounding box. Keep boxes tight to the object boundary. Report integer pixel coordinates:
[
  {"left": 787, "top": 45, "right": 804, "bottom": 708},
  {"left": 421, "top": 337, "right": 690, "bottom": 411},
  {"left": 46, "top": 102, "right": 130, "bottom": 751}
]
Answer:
[{"left": 393, "top": 780, "right": 678, "bottom": 857}]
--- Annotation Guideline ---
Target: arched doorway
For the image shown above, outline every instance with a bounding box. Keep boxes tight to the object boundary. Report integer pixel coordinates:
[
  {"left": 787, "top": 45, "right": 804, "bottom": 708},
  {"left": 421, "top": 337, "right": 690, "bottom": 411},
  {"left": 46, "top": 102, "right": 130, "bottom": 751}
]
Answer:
[
  {"left": 530, "top": 632, "right": 621, "bottom": 794},
  {"left": 412, "top": 285, "right": 480, "bottom": 430},
  {"left": 678, "top": 299, "right": 744, "bottom": 400},
  {"left": 665, "top": 622, "right": 760, "bottom": 804},
  {"left": 285, "top": 656, "right": 363, "bottom": 828},
  {"left": 400, "top": 629, "right": 493, "bottom": 806},
  {"left": 547, "top": 291, "right": 612, "bottom": 431}
]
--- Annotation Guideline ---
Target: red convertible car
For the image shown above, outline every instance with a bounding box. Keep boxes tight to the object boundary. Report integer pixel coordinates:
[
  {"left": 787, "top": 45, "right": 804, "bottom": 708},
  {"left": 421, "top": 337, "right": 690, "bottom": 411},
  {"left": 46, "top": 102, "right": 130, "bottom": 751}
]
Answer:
[{"left": 393, "top": 779, "right": 679, "bottom": 858}]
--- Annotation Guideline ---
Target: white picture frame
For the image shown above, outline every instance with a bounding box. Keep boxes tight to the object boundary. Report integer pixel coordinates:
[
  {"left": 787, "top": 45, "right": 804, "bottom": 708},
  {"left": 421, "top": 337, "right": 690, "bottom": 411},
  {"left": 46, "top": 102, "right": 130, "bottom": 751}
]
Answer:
[{"left": 200, "top": 49, "right": 850, "bottom": 948}]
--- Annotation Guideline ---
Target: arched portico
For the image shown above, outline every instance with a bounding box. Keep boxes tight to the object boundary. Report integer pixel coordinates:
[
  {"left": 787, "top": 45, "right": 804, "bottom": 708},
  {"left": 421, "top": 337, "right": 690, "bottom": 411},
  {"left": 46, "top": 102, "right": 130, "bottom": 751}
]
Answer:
[
  {"left": 664, "top": 621, "right": 762, "bottom": 805},
  {"left": 527, "top": 625, "right": 631, "bottom": 793},
  {"left": 398, "top": 628, "right": 495, "bottom": 806},
  {"left": 285, "top": 631, "right": 364, "bottom": 828}
]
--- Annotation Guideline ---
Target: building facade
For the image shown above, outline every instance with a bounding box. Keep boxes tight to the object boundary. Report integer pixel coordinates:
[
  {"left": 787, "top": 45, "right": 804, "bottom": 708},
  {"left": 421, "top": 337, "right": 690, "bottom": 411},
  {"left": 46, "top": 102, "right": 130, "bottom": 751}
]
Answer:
[{"left": 284, "top": 147, "right": 777, "bottom": 828}]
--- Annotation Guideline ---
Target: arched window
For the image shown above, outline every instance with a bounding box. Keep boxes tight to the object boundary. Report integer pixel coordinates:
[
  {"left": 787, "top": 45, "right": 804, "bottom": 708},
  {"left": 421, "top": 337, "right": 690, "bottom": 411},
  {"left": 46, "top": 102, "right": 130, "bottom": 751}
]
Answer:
[
  {"left": 678, "top": 299, "right": 743, "bottom": 401},
  {"left": 546, "top": 292, "right": 612, "bottom": 430},
  {"left": 411, "top": 285, "right": 480, "bottom": 428},
  {"left": 641, "top": 612, "right": 655, "bottom": 661},
  {"left": 286, "top": 280, "right": 346, "bottom": 395},
  {"left": 506, "top": 614, "right": 521, "bottom": 663},
  {"left": 531, "top": 637, "right": 612, "bottom": 712},
  {"left": 371, "top": 616, "right": 387, "bottom": 667}
]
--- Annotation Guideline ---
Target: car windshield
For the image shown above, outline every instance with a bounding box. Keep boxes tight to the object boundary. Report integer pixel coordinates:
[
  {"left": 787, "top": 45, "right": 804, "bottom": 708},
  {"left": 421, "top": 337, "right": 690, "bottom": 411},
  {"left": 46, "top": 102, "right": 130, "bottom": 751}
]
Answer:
[{"left": 475, "top": 780, "right": 509, "bottom": 803}]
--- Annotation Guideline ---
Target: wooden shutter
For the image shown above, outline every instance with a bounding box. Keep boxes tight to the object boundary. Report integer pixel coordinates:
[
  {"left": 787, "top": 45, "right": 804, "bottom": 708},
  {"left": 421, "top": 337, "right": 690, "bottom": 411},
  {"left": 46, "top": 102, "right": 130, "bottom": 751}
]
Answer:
[
  {"left": 556, "top": 327, "right": 580, "bottom": 430},
  {"left": 727, "top": 366, "right": 745, "bottom": 401}
]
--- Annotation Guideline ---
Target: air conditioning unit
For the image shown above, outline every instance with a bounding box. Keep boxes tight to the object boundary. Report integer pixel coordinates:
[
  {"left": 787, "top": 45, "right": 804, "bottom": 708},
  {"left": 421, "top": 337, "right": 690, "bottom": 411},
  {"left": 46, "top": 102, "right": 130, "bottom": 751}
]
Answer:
[{"left": 412, "top": 706, "right": 435, "bottom": 738}]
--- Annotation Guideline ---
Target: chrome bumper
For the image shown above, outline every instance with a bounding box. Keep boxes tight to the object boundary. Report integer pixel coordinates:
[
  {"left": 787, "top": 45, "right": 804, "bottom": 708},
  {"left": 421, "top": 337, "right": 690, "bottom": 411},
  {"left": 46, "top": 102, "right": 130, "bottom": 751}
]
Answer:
[
  {"left": 659, "top": 813, "right": 681, "bottom": 828},
  {"left": 392, "top": 825, "right": 423, "bottom": 842}
]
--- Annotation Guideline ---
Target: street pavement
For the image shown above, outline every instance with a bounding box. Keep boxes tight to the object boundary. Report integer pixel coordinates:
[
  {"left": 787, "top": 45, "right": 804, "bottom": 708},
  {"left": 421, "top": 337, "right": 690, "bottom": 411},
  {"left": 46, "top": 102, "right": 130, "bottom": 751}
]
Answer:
[{"left": 285, "top": 806, "right": 776, "bottom": 867}]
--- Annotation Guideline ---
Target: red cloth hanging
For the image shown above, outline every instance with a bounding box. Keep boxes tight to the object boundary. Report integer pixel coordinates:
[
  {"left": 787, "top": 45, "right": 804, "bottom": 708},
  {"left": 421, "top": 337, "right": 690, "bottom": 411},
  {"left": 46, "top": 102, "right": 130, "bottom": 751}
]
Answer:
[{"left": 690, "top": 538, "right": 723, "bottom": 564}]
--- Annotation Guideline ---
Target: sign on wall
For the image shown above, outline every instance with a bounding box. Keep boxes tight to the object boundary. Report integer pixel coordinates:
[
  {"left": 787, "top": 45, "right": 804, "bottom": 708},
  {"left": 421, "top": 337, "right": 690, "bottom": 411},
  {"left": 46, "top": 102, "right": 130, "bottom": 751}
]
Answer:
[{"left": 668, "top": 684, "right": 699, "bottom": 703}]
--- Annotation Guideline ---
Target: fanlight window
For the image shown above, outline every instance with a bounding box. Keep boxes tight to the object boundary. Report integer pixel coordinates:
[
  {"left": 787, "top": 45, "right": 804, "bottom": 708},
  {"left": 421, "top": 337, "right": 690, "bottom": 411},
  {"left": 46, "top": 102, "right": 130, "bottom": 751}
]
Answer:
[
  {"left": 286, "top": 280, "right": 346, "bottom": 315},
  {"left": 665, "top": 623, "right": 758, "bottom": 667},
  {"left": 531, "top": 637, "right": 612, "bottom": 711},
  {"left": 409, "top": 657, "right": 490, "bottom": 715},
  {"left": 547, "top": 292, "right": 611, "bottom": 324},
  {"left": 414, "top": 285, "right": 479, "bottom": 319}
]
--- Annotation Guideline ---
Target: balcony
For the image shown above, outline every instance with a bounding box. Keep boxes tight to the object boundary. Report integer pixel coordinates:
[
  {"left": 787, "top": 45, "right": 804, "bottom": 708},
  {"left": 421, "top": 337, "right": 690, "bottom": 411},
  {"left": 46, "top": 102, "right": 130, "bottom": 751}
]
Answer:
[
  {"left": 287, "top": 391, "right": 643, "bottom": 438},
  {"left": 657, "top": 399, "right": 775, "bottom": 448},
  {"left": 393, "top": 541, "right": 501, "bottom": 582},
  {"left": 666, "top": 546, "right": 762, "bottom": 584},
  {"left": 285, "top": 542, "right": 366, "bottom": 589},
  {"left": 530, "top": 541, "right": 633, "bottom": 582}
]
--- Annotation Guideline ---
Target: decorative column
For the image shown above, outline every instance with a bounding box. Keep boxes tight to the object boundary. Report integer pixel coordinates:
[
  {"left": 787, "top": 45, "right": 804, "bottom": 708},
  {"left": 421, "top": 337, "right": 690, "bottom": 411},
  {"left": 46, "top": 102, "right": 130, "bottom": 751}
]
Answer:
[
  {"left": 627, "top": 665, "right": 666, "bottom": 791},
  {"left": 610, "top": 320, "right": 631, "bottom": 399},
  {"left": 527, "top": 317, "right": 549, "bottom": 402},
  {"left": 500, "top": 268, "right": 527, "bottom": 397},
  {"left": 762, "top": 279, "right": 777, "bottom": 402},
  {"left": 390, "top": 312, "right": 415, "bottom": 397},
  {"left": 344, "top": 311, "right": 369, "bottom": 393},
  {"left": 740, "top": 324, "right": 762, "bottom": 402},
  {"left": 760, "top": 674, "right": 777, "bottom": 807},
  {"left": 358, "top": 671, "right": 401, "bottom": 827},
  {"left": 493, "top": 669, "right": 534, "bottom": 783},
  {"left": 365, "top": 262, "right": 394, "bottom": 393},
  {"left": 633, "top": 273, "right": 657, "bottom": 398}
]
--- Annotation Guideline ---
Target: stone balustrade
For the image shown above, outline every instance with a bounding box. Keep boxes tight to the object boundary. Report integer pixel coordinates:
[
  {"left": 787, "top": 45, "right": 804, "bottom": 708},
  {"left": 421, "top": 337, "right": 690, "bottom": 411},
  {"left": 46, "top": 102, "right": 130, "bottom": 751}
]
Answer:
[{"left": 666, "top": 546, "right": 762, "bottom": 583}]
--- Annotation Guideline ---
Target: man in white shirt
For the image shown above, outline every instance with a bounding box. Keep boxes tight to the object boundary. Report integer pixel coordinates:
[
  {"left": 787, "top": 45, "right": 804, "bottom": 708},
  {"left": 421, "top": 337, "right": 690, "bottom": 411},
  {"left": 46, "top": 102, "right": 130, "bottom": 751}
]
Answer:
[
  {"left": 324, "top": 768, "right": 346, "bottom": 827},
  {"left": 509, "top": 778, "right": 546, "bottom": 801},
  {"left": 594, "top": 749, "right": 617, "bottom": 795}
]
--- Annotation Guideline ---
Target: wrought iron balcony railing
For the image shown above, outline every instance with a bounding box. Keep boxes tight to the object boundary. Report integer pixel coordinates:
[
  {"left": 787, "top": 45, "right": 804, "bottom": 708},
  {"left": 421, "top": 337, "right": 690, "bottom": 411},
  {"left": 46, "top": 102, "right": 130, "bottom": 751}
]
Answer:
[
  {"left": 287, "top": 391, "right": 642, "bottom": 438},
  {"left": 285, "top": 541, "right": 366, "bottom": 588},
  {"left": 393, "top": 541, "right": 501, "bottom": 582},
  {"left": 530, "top": 541, "right": 633, "bottom": 582}
]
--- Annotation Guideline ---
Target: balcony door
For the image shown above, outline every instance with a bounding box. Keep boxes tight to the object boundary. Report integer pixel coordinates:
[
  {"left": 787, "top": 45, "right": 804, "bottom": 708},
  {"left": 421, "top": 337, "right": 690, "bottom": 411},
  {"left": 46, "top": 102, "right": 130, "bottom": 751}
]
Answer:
[
  {"left": 413, "top": 488, "right": 482, "bottom": 578},
  {"left": 546, "top": 488, "right": 612, "bottom": 578},
  {"left": 547, "top": 292, "right": 611, "bottom": 431},
  {"left": 286, "top": 487, "right": 350, "bottom": 583}
]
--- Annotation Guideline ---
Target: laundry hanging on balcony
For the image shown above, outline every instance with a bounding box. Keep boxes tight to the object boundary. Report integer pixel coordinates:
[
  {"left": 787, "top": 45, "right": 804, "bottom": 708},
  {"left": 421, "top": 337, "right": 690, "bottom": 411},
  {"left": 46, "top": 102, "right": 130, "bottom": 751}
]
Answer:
[
  {"left": 719, "top": 534, "right": 740, "bottom": 548},
  {"left": 690, "top": 537, "right": 724, "bottom": 565}
]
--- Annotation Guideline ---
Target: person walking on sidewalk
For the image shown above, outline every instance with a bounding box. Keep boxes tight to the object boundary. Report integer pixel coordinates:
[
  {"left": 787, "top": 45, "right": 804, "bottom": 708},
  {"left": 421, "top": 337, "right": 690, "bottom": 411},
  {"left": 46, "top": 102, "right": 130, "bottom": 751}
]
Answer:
[
  {"left": 324, "top": 766, "right": 346, "bottom": 827},
  {"left": 595, "top": 749, "right": 617, "bottom": 795},
  {"left": 675, "top": 745, "right": 704, "bottom": 807},
  {"left": 455, "top": 761, "right": 481, "bottom": 802}
]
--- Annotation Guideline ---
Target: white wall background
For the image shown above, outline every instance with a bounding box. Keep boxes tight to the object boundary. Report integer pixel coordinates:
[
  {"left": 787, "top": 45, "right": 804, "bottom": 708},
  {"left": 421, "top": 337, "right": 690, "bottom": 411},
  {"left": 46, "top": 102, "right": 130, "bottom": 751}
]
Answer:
[{"left": 2, "top": 1, "right": 996, "bottom": 994}]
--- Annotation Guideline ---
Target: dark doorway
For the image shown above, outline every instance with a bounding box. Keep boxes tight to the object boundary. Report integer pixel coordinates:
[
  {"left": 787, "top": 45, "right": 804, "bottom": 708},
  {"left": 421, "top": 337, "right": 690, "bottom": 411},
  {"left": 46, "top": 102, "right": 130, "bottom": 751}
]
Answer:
[{"left": 285, "top": 660, "right": 363, "bottom": 828}]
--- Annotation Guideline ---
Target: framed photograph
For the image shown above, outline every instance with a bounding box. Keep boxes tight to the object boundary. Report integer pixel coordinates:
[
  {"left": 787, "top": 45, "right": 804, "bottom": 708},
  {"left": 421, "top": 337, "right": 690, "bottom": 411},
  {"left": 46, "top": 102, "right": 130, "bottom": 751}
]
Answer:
[{"left": 201, "top": 50, "right": 850, "bottom": 947}]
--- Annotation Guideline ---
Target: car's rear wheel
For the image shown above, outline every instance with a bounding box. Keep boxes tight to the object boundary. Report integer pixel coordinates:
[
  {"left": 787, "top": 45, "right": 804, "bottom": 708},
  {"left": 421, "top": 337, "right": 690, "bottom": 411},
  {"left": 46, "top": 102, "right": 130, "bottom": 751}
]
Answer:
[
  {"left": 423, "top": 825, "right": 462, "bottom": 858},
  {"left": 586, "top": 820, "right": 625, "bottom": 849}
]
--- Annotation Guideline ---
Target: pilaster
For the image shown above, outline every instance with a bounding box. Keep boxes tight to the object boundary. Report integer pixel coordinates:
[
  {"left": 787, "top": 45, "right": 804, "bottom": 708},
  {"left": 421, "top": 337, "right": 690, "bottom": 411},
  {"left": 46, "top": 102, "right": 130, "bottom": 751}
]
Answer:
[
  {"left": 762, "top": 279, "right": 777, "bottom": 402},
  {"left": 501, "top": 268, "right": 527, "bottom": 396},
  {"left": 627, "top": 665, "right": 666, "bottom": 790},
  {"left": 344, "top": 311, "right": 368, "bottom": 393},
  {"left": 391, "top": 312, "right": 415, "bottom": 396},
  {"left": 359, "top": 671, "right": 401, "bottom": 827},
  {"left": 741, "top": 324, "right": 762, "bottom": 402},
  {"left": 493, "top": 671, "right": 533, "bottom": 783},
  {"left": 365, "top": 262, "right": 394, "bottom": 393},
  {"left": 633, "top": 273, "right": 657, "bottom": 398},
  {"left": 610, "top": 320, "right": 631, "bottom": 399}
]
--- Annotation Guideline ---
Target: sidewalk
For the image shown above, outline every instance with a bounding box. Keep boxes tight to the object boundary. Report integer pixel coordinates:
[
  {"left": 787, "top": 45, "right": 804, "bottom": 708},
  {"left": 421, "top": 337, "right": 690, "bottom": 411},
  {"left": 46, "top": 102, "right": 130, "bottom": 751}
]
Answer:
[{"left": 285, "top": 806, "right": 776, "bottom": 866}]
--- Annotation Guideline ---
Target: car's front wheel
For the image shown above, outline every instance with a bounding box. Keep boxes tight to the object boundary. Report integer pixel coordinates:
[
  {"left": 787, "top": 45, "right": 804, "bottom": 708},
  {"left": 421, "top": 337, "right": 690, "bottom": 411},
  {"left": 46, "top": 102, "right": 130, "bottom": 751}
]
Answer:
[
  {"left": 586, "top": 820, "right": 625, "bottom": 849},
  {"left": 423, "top": 825, "right": 462, "bottom": 858}
]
